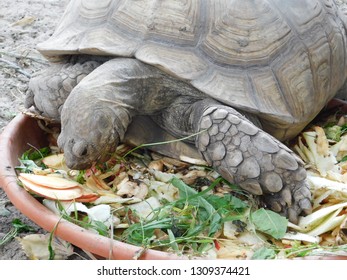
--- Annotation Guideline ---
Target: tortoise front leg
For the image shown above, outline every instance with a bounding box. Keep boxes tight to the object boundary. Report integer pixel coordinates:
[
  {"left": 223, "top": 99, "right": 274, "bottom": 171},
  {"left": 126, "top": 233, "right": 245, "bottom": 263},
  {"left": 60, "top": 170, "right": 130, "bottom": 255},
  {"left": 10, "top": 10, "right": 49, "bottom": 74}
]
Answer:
[
  {"left": 159, "top": 98, "right": 312, "bottom": 223},
  {"left": 25, "top": 58, "right": 101, "bottom": 120},
  {"left": 198, "top": 102, "right": 312, "bottom": 223}
]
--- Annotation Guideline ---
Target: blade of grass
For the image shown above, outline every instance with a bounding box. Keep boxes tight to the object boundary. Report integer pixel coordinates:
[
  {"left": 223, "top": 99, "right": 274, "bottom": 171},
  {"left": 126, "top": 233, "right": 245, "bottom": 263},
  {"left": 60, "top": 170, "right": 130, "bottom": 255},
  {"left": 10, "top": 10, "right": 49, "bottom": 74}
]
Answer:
[
  {"left": 0, "top": 219, "right": 36, "bottom": 246},
  {"left": 122, "top": 130, "right": 207, "bottom": 159},
  {"left": 0, "top": 228, "right": 17, "bottom": 246},
  {"left": 167, "top": 229, "right": 179, "bottom": 252}
]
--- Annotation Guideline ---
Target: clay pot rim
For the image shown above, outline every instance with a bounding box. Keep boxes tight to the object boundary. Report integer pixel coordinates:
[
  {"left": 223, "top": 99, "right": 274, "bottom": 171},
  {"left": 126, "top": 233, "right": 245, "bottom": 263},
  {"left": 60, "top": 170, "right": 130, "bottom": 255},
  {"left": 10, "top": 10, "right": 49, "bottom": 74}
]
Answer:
[{"left": 0, "top": 114, "right": 185, "bottom": 260}]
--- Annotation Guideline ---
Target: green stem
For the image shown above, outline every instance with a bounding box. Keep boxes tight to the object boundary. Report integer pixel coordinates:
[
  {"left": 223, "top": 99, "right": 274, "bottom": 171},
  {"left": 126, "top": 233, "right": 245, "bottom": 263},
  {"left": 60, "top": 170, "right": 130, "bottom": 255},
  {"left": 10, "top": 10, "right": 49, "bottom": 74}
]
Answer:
[{"left": 122, "top": 129, "right": 207, "bottom": 159}]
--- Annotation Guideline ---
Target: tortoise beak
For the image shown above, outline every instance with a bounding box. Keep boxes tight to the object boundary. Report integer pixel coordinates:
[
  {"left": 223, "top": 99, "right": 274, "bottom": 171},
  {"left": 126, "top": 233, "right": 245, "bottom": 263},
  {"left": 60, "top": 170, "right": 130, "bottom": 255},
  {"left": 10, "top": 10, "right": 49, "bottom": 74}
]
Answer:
[
  {"left": 57, "top": 134, "right": 113, "bottom": 170},
  {"left": 58, "top": 135, "right": 92, "bottom": 170}
]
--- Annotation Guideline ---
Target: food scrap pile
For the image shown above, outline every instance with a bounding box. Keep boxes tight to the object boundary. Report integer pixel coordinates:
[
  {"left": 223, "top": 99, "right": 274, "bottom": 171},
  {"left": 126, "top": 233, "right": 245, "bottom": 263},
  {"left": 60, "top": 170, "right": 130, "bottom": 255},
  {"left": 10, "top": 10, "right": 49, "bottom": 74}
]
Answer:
[{"left": 15, "top": 113, "right": 347, "bottom": 259}]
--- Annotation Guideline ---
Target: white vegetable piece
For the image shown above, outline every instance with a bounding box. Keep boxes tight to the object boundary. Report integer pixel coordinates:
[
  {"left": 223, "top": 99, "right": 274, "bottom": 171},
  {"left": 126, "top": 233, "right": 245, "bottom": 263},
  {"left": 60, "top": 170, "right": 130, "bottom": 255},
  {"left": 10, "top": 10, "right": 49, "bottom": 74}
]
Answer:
[
  {"left": 43, "top": 200, "right": 113, "bottom": 227},
  {"left": 298, "top": 202, "right": 347, "bottom": 232},
  {"left": 301, "top": 131, "right": 337, "bottom": 176},
  {"left": 306, "top": 211, "right": 346, "bottom": 237},
  {"left": 282, "top": 232, "right": 320, "bottom": 243},
  {"left": 307, "top": 175, "right": 347, "bottom": 194},
  {"left": 128, "top": 197, "right": 162, "bottom": 220}
]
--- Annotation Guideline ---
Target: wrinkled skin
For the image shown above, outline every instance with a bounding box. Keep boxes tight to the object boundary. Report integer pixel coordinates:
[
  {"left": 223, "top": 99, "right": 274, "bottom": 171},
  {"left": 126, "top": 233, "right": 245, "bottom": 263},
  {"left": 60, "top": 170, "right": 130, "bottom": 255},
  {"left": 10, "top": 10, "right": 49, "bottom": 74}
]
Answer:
[
  {"left": 54, "top": 58, "right": 201, "bottom": 169},
  {"left": 26, "top": 58, "right": 312, "bottom": 223},
  {"left": 58, "top": 106, "right": 123, "bottom": 170}
]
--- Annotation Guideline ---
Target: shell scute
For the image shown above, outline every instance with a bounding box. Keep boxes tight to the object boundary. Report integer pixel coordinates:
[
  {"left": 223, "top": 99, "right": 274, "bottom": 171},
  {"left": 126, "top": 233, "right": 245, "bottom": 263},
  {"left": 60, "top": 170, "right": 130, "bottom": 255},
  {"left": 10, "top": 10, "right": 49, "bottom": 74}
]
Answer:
[{"left": 38, "top": 0, "right": 347, "bottom": 134}]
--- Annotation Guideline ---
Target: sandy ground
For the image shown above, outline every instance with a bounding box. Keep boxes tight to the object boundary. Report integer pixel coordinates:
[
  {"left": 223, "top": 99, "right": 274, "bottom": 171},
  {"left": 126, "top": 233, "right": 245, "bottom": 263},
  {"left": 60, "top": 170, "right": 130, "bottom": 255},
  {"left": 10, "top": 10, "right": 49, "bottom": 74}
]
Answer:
[
  {"left": 1, "top": 0, "right": 347, "bottom": 260},
  {"left": 0, "top": 0, "right": 77, "bottom": 260}
]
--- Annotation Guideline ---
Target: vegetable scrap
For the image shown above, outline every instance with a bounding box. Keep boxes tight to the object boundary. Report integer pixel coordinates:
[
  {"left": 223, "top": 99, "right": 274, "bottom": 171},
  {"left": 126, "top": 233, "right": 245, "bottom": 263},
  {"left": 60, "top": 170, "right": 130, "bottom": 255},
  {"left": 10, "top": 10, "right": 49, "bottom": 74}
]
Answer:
[
  {"left": 17, "top": 234, "right": 74, "bottom": 260},
  {"left": 15, "top": 113, "right": 347, "bottom": 259}
]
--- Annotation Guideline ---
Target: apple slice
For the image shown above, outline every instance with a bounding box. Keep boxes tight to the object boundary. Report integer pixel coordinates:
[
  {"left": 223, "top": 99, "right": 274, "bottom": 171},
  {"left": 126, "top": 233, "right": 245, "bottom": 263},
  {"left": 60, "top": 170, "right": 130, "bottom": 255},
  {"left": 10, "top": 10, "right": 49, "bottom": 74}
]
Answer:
[
  {"left": 90, "top": 174, "right": 111, "bottom": 190},
  {"left": 75, "top": 193, "right": 100, "bottom": 203},
  {"left": 85, "top": 175, "right": 111, "bottom": 191},
  {"left": 18, "top": 176, "right": 83, "bottom": 200},
  {"left": 19, "top": 173, "right": 81, "bottom": 190},
  {"left": 42, "top": 153, "right": 69, "bottom": 171}
]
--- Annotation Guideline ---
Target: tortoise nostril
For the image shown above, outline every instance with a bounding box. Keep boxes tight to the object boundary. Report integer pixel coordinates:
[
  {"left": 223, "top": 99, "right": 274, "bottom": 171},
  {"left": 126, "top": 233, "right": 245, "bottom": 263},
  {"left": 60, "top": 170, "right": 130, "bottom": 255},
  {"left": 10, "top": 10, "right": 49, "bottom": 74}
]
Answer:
[
  {"left": 81, "top": 147, "right": 88, "bottom": 156},
  {"left": 72, "top": 141, "right": 89, "bottom": 157}
]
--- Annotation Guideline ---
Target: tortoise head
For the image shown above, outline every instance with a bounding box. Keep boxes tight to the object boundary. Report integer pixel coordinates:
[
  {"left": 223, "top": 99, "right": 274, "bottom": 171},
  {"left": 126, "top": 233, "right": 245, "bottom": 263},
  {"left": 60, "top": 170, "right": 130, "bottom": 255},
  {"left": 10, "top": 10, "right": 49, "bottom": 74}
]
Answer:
[{"left": 57, "top": 102, "right": 123, "bottom": 170}]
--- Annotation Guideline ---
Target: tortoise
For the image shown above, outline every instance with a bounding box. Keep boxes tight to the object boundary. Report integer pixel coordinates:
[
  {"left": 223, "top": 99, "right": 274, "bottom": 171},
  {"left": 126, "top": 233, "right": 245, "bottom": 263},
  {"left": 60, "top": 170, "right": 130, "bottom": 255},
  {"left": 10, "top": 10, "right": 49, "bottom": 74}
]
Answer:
[{"left": 25, "top": 0, "right": 347, "bottom": 223}]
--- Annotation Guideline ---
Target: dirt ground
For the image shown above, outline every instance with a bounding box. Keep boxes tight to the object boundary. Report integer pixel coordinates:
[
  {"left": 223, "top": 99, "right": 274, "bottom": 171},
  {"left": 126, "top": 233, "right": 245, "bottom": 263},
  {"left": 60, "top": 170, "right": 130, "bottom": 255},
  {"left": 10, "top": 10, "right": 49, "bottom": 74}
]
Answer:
[
  {"left": 0, "top": 0, "right": 80, "bottom": 260},
  {"left": 1, "top": 0, "right": 347, "bottom": 260}
]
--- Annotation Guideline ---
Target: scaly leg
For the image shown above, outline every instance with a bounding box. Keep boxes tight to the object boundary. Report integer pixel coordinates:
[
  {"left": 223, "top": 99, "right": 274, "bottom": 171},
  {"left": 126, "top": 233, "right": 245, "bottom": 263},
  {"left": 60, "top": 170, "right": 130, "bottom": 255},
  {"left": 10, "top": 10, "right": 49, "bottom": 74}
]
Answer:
[
  {"left": 25, "top": 57, "right": 101, "bottom": 120},
  {"left": 158, "top": 98, "right": 312, "bottom": 223}
]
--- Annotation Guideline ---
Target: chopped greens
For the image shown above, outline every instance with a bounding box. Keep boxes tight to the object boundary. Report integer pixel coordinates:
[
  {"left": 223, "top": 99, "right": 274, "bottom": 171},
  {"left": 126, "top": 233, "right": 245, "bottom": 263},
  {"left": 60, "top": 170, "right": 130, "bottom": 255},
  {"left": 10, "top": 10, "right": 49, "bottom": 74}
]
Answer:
[
  {"left": 120, "top": 177, "right": 249, "bottom": 255},
  {"left": 21, "top": 147, "right": 51, "bottom": 161},
  {"left": 325, "top": 125, "right": 342, "bottom": 142},
  {"left": 16, "top": 147, "right": 51, "bottom": 173}
]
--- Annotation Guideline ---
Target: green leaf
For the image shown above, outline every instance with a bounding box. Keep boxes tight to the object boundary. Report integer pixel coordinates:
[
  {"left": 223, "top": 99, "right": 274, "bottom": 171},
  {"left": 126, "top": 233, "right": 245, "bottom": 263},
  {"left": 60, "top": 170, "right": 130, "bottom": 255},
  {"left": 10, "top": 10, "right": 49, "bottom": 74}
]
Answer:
[
  {"left": 170, "top": 177, "right": 222, "bottom": 236},
  {"left": 15, "top": 159, "right": 40, "bottom": 173},
  {"left": 341, "top": 123, "right": 347, "bottom": 135},
  {"left": 167, "top": 229, "right": 179, "bottom": 252},
  {"left": 251, "top": 208, "right": 288, "bottom": 239},
  {"left": 324, "top": 125, "right": 342, "bottom": 142},
  {"left": 124, "top": 217, "right": 173, "bottom": 246},
  {"left": 251, "top": 247, "right": 276, "bottom": 259},
  {"left": 21, "top": 147, "right": 51, "bottom": 161},
  {"left": 204, "top": 194, "right": 248, "bottom": 218},
  {"left": 92, "top": 220, "right": 110, "bottom": 236},
  {"left": 12, "top": 218, "right": 35, "bottom": 232},
  {"left": 16, "top": 147, "right": 51, "bottom": 173},
  {"left": 76, "top": 170, "right": 86, "bottom": 184}
]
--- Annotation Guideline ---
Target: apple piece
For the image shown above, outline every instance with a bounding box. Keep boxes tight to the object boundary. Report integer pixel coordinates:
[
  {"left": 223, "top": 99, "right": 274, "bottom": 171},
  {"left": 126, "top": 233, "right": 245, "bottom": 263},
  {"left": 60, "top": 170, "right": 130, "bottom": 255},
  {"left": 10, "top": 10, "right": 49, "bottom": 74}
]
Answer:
[
  {"left": 18, "top": 176, "right": 82, "bottom": 200},
  {"left": 85, "top": 174, "right": 112, "bottom": 192},
  {"left": 74, "top": 187, "right": 99, "bottom": 203},
  {"left": 75, "top": 194, "right": 99, "bottom": 203},
  {"left": 19, "top": 173, "right": 81, "bottom": 189},
  {"left": 91, "top": 174, "right": 111, "bottom": 190},
  {"left": 42, "top": 153, "right": 69, "bottom": 171}
]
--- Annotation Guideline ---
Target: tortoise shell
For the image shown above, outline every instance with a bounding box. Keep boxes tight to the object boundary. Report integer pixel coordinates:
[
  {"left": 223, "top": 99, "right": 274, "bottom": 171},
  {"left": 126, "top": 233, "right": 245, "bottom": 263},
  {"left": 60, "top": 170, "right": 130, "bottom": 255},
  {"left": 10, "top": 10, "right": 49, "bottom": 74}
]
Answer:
[{"left": 37, "top": 0, "right": 347, "bottom": 139}]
